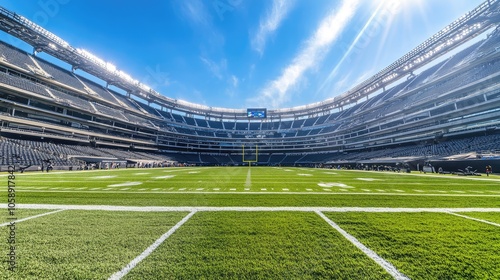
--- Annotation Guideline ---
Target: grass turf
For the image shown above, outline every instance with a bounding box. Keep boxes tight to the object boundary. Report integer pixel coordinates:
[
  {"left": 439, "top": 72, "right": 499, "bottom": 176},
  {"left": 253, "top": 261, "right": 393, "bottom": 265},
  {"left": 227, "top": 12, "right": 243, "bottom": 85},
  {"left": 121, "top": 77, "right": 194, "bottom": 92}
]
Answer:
[
  {"left": 124, "top": 212, "right": 393, "bottom": 280},
  {"left": 0, "top": 166, "right": 499, "bottom": 278},
  {"left": 461, "top": 212, "right": 500, "bottom": 224},
  {"left": 0, "top": 210, "right": 188, "bottom": 280},
  {"left": 323, "top": 212, "right": 500, "bottom": 279},
  {"left": 0, "top": 209, "right": 55, "bottom": 224},
  {"left": 7, "top": 167, "right": 500, "bottom": 208}
]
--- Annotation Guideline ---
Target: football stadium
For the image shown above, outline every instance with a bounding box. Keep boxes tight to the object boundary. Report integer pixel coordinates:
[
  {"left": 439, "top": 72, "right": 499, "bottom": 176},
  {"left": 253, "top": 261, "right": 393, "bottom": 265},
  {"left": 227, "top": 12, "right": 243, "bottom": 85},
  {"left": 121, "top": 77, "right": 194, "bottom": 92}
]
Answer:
[{"left": 0, "top": 1, "right": 500, "bottom": 279}]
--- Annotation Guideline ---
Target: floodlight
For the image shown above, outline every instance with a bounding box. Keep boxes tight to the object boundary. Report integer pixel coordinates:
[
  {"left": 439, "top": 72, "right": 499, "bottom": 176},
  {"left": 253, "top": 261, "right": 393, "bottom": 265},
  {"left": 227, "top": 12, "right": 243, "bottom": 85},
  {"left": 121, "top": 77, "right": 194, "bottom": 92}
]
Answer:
[
  {"left": 140, "top": 84, "right": 151, "bottom": 92},
  {"left": 118, "top": 71, "right": 132, "bottom": 81},
  {"left": 105, "top": 63, "right": 116, "bottom": 72}
]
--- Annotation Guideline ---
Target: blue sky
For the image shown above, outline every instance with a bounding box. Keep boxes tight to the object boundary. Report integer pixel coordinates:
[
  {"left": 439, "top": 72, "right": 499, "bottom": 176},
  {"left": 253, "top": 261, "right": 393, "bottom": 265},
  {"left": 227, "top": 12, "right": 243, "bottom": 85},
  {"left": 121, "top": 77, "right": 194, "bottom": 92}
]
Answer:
[{"left": 0, "top": 0, "right": 486, "bottom": 109}]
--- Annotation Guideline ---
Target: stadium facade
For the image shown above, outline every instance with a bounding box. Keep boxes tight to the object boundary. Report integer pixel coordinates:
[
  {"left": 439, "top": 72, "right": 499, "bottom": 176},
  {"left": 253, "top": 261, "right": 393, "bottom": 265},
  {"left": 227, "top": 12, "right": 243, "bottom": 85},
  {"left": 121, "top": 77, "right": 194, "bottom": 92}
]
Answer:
[{"left": 0, "top": 1, "right": 499, "bottom": 171}]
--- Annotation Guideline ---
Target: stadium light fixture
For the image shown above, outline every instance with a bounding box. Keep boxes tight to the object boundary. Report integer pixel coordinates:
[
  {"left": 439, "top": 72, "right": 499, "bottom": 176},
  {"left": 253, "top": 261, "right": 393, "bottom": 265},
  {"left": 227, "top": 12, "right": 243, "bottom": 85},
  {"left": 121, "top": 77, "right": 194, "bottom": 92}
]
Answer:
[
  {"left": 175, "top": 99, "right": 213, "bottom": 111},
  {"left": 77, "top": 48, "right": 107, "bottom": 68},
  {"left": 382, "top": 73, "right": 398, "bottom": 83},
  {"left": 117, "top": 70, "right": 134, "bottom": 83},
  {"left": 105, "top": 62, "right": 117, "bottom": 73},
  {"left": 13, "top": 12, "right": 155, "bottom": 101},
  {"left": 16, "top": 14, "right": 70, "bottom": 49},
  {"left": 140, "top": 84, "right": 151, "bottom": 92},
  {"left": 1, "top": 0, "right": 492, "bottom": 119}
]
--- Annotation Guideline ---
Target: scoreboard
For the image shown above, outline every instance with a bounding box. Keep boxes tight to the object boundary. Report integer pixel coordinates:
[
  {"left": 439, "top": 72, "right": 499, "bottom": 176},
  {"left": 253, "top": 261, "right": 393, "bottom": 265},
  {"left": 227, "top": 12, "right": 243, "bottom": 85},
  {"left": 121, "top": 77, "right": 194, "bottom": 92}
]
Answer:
[{"left": 247, "top": 108, "right": 267, "bottom": 118}]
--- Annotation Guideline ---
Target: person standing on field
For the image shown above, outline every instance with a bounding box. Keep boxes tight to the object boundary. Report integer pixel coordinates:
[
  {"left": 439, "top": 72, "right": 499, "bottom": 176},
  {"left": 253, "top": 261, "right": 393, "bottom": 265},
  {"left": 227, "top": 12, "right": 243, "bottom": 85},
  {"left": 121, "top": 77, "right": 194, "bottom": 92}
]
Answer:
[{"left": 486, "top": 165, "right": 492, "bottom": 176}]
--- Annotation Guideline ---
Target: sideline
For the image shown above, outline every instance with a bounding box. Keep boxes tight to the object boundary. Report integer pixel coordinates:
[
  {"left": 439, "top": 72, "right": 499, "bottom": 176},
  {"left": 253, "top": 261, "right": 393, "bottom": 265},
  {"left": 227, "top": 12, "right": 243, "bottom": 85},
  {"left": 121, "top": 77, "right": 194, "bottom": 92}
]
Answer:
[
  {"left": 6, "top": 204, "right": 500, "bottom": 212},
  {"left": 15, "top": 189, "right": 500, "bottom": 197},
  {"left": 447, "top": 212, "right": 500, "bottom": 227},
  {"left": 0, "top": 209, "right": 65, "bottom": 227},
  {"left": 108, "top": 211, "right": 196, "bottom": 279},
  {"left": 317, "top": 211, "right": 409, "bottom": 280}
]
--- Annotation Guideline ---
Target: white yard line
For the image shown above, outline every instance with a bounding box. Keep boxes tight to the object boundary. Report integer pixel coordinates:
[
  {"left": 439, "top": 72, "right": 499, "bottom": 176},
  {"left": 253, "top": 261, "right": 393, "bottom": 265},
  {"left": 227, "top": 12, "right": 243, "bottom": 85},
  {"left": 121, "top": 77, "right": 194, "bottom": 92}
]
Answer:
[
  {"left": 5, "top": 204, "right": 500, "bottom": 213},
  {"left": 245, "top": 168, "right": 252, "bottom": 188},
  {"left": 0, "top": 168, "right": 152, "bottom": 177},
  {"left": 163, "top": 167, "right": 212, "bottom": 173},
  {"left": 0, "top": 209, "right": 65, "bottom": 227},
  {"left": 316, "top": 211, "right": 410, "bottom": 280},
  {"left": 342, "top": 169, "right": 500, "bottom": 182},
  {"left": 0, "top": 167, "right": 211, "bottom": 178},
  {"left": 447, "top": 212, "right": 500, "bottom": 227},
  {"left": 16, "top": 189, "right": 500, "bottom": 197},
  {"left": 108, "top": 211, "right": 196, "bottom": 280}
]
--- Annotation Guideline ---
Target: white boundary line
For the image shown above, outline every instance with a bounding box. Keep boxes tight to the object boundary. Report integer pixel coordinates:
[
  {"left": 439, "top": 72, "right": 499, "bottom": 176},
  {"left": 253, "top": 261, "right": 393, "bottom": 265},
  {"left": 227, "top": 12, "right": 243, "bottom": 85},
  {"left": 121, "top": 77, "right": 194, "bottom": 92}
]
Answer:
[
  {"left": 162, "top": 167, "right": 212, "bottom": 173},
  {"left": 316, "top": 211, "right": 410, "bottom": 280},
  {"left": 15, "top": 190, "right": 500, "bottom": 197},
  {"left": 108, "top": 211, "right": 196, "bottom": 280},
  {"left": 0, "top": 209, "right": 65, "bottom": 227},
  {"left": 0, "top": 167, "right": 210, "bottom": 177},
  {"left": 341, "top": 169, "right": 500, "bottom": 182},
  {"left": 6, "top": 204, "right": 500, "bottom": 212},
  {"left": 447, "top": 212, "right": 500, "bottom": 227}
]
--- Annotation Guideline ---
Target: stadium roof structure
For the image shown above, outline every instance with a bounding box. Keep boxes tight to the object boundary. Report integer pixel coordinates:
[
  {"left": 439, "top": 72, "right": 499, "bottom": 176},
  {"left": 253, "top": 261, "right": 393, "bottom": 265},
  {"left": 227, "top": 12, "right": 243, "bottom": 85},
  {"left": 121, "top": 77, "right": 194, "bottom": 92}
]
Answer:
[{"left": 0, "top": 0, "right": 499, "bottom": 120}]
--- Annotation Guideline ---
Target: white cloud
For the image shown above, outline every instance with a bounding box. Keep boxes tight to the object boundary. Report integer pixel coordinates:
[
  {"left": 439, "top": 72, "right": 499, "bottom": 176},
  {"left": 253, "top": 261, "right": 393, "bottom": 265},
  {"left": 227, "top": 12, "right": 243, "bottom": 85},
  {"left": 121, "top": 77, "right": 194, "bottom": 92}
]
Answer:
[
  {"left": 180, "top": 0, "right": 211, "bottom": 27},
  {"left": 332, "top": 70, "right": 373, "bottom": 97},
  {"left": 231, "top": 75, "right": 239, "bottom": 87},
  {"left": 251, "top": 0, "right": 361, "bottom": 108},
  {"left": 226, "top": 75, "right": 239, "bottom": 98},
  {"left": 200, "top": 57, "right": 227, "bottom": 80},
  {"left": 248, "top": 64, "right": 256, "bottom": 80},
  {"left": 178, "top": 0, "right": 225, "bottom": 48},
  {"left": 251, "top": 0, "right": 294, "bottom": 54},
  {"left": 319, "top": 1, "right": 390, "bottom": 94},
  {"left": 200, "top": 58, "right": 239, "bottom": 99}
]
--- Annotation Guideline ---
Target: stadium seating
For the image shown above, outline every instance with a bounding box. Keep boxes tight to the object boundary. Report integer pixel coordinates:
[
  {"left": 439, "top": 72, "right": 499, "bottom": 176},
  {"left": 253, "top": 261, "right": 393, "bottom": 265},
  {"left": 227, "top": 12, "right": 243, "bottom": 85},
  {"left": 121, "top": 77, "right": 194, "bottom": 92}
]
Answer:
[
  {"left": 35, "top": 58, "right": 88, "bottom": 91},
  {"left": 1, "top": 26, "right": 500, "bottom": 168},
  {"left": 0, "top": 42, "right": 38, "bottom": 73},
  {"left": 0, "top": 71, "right": 53, "bottom": 98}
]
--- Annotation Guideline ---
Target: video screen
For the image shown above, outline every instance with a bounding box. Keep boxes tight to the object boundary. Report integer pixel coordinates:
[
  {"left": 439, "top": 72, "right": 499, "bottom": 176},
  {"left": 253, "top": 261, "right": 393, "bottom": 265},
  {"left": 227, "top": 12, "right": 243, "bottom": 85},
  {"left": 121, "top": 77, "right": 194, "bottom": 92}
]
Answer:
[{"left": 247, "top": 108, "right": 267, "bottom": 118}]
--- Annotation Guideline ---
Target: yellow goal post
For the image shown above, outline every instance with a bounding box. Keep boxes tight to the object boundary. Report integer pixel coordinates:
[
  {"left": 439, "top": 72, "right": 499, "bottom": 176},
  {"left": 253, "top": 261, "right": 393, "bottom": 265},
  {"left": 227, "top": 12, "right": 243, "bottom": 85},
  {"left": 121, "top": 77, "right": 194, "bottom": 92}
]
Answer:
[{"left": 242, "top": 144, "right": 258, "bottom": 166}]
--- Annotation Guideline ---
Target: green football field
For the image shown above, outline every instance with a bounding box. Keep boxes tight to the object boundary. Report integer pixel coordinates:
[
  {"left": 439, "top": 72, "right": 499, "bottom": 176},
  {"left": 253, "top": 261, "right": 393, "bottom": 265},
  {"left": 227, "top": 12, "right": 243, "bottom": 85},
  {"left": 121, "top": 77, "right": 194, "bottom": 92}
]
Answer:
[{"left": 1, "top": 166, "right": 499, "bottom": 279}]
